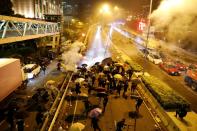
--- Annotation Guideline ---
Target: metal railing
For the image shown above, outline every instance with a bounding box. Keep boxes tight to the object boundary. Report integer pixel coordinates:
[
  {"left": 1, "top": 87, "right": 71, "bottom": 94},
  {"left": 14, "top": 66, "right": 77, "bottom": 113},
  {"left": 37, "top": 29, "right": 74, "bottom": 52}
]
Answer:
[
  {"left": 40, "top": 72, "right": 73, "bottom": 131},
  {"left": 0, "top": 15, "right": 60, "bottom": 44}
]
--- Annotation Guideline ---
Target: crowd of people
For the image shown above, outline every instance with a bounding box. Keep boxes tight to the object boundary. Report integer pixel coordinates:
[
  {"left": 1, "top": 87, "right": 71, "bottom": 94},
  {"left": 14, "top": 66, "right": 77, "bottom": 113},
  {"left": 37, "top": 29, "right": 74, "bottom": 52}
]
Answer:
[{"left": 71, "top": 59, "right": 144, "bottom": 131}]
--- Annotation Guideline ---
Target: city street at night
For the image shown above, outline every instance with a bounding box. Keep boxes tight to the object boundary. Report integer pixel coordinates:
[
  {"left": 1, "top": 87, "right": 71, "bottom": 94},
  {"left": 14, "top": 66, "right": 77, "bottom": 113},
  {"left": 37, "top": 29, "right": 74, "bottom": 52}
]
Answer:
[{"left": 0, "top": 0, "right": 197, "bottom": 131}]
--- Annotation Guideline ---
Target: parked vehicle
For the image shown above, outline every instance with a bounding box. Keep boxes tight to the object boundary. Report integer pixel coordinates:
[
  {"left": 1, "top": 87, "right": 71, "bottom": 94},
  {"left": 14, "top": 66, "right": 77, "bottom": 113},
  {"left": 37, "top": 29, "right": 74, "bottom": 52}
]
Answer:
[
  {"left": 184, "top": 69, "right": 197, "bottom": 90},
  {"left": 22, "top": 64, "right": 41, "bottom": 79},
  {"left": 147, "top": 52, "right": 163, "bottom": 64},
  {"left": 174, "top": 61, "right": 187, "bottom": 71},
  {"left": 159, "top": 62, "right": 181, "bottom": 76}
]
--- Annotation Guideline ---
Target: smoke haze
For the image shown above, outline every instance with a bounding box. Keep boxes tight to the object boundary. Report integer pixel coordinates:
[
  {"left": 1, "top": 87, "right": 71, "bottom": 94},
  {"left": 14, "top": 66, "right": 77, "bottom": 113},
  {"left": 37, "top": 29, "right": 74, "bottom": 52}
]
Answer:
[
  {"left": 61, "top": 41, "right": 83, "bottom": 72},
  {"left": 150, "top": 0, "right": 197, "bottom": 53}
]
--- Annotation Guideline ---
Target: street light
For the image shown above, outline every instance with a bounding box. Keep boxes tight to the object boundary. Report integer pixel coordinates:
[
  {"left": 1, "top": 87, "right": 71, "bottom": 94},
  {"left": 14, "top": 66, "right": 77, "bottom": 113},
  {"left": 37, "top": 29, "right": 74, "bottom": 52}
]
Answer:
[
  {"left": 143, "top": 0, "right": 153, "bottom": 74},
  {"left": 99, "top": 4, "right": 111, "bottom": 15}
]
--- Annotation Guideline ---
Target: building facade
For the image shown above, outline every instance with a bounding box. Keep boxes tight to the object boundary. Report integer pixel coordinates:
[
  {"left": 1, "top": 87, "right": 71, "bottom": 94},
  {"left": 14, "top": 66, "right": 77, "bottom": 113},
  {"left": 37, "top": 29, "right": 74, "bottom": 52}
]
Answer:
[{"left": 12, "top": 0, "right": 62, "bottom": 19}]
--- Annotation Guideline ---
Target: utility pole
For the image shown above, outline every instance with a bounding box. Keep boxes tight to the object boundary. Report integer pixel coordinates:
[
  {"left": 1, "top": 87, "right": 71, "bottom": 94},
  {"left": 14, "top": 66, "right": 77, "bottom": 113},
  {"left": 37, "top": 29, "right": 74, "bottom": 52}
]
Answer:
[{"left": 143, "top": 0, "right": 153, "bottom": 74}]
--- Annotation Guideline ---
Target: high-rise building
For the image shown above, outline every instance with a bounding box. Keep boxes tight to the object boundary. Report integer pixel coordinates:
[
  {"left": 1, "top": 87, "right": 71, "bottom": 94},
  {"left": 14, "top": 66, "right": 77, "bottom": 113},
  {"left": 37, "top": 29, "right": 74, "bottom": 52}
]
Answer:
[{"left": 12, "top": 0, "right": 62, "bottom": 19}]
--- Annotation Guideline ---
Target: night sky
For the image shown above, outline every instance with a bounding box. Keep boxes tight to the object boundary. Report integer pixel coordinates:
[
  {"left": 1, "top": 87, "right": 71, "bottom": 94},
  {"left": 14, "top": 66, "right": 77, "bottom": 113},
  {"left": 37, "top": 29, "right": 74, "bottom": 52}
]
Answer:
[{"left": 79, "top": 0, "right": 161, "bottom": 13}]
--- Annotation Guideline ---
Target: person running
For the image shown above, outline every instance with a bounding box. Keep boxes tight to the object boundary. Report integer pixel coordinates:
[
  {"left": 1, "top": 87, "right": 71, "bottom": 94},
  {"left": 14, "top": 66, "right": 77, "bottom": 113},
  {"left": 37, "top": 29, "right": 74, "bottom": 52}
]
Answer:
[
  {"left": 135, "top": 98, "right": 143, "bottom": 113},
  {"left": 103, "top": 96, "right": 108, "bottom": 113},
  {"left": 91, "top": 117, "right": 101, "bottom": 131},
  {"left": 116, "top": 118, "right": 126, "bottom": 131}
]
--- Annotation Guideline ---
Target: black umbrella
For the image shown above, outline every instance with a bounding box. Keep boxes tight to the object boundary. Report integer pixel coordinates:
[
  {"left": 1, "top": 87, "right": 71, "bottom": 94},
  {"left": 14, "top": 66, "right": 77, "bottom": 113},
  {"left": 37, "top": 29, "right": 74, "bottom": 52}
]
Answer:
[
  {"left": 95, "top": 62, "right": 100, "bottom": 65},
  {"left": 97, "top": 92, "right": 108, "bottom": 97},
  {"left": 102, "top": 57, "right": 113, "bottom": 65},
  {"left": 82, "top": 63, "right": 88, "bottom": 67},
  {"left": 77, "top": 66, "right": 82, "bottom": 69}
]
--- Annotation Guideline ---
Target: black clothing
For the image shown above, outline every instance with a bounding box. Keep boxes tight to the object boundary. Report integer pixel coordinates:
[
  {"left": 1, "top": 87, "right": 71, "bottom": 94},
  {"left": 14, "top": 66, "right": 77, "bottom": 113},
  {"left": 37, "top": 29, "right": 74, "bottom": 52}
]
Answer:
[
  {"left": 116, "top": 119, "right": 125, "bottom": 131},
  {"left": 103, "top": 97, "right": 108, "bottom": 112},
  {"left": 75, "top": 83, "right": 81, "bottom": 94},
  {"left": 136, "top": 98, "right": 143, "bottom": 112},
  {"left": 91, "top": 117, "right": 101, "bottom": 131},
  {"left": 36, "top": 112, "right": 43, "bottom": 125},
  {"left": 16, "top": 119, "right": 24, "bottom": 131}
]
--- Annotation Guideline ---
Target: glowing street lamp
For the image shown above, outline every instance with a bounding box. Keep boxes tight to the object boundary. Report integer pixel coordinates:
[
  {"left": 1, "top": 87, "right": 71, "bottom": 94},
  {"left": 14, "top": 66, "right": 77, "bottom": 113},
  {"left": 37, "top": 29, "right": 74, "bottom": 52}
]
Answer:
[
  {"left": 114, "top": 6, "right": 119, "bottom": 11},
  {"left": 100, "top": 4, "right": 111, "bottom": 15}
]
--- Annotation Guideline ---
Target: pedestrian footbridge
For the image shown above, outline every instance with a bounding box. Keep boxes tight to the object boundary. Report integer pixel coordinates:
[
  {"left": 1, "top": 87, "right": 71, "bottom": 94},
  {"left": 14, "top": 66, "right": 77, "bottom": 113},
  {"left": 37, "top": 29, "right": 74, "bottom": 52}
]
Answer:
[{"left": 0, "top": 15, "right": 60, "bottom": 46}]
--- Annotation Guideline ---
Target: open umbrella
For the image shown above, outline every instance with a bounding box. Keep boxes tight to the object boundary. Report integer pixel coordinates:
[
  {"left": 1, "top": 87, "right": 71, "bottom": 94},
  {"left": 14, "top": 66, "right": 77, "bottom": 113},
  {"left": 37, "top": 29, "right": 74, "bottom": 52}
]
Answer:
[
  {"left": 114, "top": 74, "right": 122, "bottom": 80},
  {"left": 75, "top": 78, "right": 85, "bottom": 83},
  {"left": 89, "top": 108, "right": 102, "bottom": 118},
  {"left": 81, "top": 63, "right": 88, "bottom": 67},
  {"left": 115, "top": 63, "right": 123, "bottom": 67},
  {"left": 94, "top": 62, "right": 100, "bottom": 65},
  {"left": 46, "top": 80, "right": 56, "bottom": 85},
  {"left": 69, "top": 122, "right": 85, "bottom": 131},
  {"left": 94, "top": 87, "right": 107, "bottom": 92},
  {"left": 97, "top": 92, "right": 108, "bottom": 97},
  {"left": 102, "top": 57, "right": 113, "bottom": 65}
]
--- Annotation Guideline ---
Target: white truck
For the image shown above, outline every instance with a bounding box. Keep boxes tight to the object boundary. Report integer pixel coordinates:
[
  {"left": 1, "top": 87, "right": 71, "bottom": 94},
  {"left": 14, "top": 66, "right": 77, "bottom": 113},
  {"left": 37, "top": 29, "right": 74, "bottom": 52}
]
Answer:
[{"left": 0, "top": 58, "right": 23, "bottom": 101}]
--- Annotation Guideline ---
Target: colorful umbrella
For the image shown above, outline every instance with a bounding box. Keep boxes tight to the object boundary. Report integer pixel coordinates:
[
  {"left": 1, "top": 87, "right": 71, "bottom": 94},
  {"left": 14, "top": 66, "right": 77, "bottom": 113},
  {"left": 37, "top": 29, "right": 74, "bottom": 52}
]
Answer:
[
  {"left": 75, "top": 78, "right": 85, "bottom": 83},
  {"left": 114, "top": 74, "right": 122, "bottom": 79},
  {"left": 89, "top": 108, "right": 102, "bottom": 118},
  {"left": 69, "top": 122, "right": 85, "bottom": 131}
]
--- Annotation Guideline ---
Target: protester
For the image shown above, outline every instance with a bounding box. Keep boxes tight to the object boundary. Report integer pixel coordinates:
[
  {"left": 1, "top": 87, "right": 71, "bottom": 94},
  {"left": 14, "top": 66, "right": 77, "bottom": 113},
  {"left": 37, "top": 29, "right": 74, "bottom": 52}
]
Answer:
[
  {"left": 116, "top": 118, "right": 126, "bottom": 131},
  {"left": 83, "top": 100, "right": 90, "bottom": 116},
  {"left": 135, "top": 98, "right": 143, "bottom": 112},
  {"left": 175, "top": 105, "right": 187, "bottom": 119},
  {"left": 123, "top": 79, "right": 129, "bottom": 98},
  {"left": 42, "top": 65, "right": 46, "bottom": 75},
  {"left": 91, "top": 117, "right": 101, "bottom": 131},
  {"left": 16, "top": 118, "right": 24, "bottom": 131},
  {"left": 131, "top": 82, "right": 137, "bottom": 94},
  {"left": 75, "top": 82, "right": 81, "bottom": 95},
  {"left": 36, "top": 112, "right": 43, "bottom": 128},
  {"left": 103, "top": 96, "right": 108, "bottom": 113},
  {"left": 7, "top": 109, "right": 15, "bottom": 130},
  {"left": 57, "top": 61, "right": 61, "bottom": 71}
]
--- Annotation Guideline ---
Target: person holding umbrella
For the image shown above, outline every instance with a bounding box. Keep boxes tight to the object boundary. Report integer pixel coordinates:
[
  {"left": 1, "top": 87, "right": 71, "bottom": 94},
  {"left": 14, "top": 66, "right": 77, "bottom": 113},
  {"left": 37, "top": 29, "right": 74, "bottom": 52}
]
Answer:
[{"left": 91, "top": 117, "right": 101, "bottom": 131}]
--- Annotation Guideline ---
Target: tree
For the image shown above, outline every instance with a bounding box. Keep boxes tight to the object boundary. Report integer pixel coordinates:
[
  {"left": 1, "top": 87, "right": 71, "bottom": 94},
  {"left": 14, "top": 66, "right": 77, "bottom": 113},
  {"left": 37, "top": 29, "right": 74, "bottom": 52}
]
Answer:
[{"left": 0, "top": 0, "right": 14, "bottom": 16}]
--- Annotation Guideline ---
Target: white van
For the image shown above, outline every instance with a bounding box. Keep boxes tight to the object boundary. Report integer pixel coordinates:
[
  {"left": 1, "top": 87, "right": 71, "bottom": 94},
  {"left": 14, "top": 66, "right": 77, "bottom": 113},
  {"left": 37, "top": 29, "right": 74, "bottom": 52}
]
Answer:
[{"left": 22, "top": 64, "right": 41, "bottom": 80}]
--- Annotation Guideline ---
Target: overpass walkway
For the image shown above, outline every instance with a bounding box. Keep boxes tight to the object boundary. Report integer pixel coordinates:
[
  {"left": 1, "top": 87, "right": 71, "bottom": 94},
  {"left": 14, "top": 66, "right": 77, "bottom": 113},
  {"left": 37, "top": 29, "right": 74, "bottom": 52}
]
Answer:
[{"left": 0, "top": 15, "right": 60, "bottom": 45}]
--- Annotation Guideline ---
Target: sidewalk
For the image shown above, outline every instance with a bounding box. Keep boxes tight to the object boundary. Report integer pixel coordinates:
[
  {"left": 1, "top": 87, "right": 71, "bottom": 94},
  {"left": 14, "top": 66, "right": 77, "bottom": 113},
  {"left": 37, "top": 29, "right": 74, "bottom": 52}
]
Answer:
[{"left": 167, "top": 111, "right": 197, "bottom": 131}]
